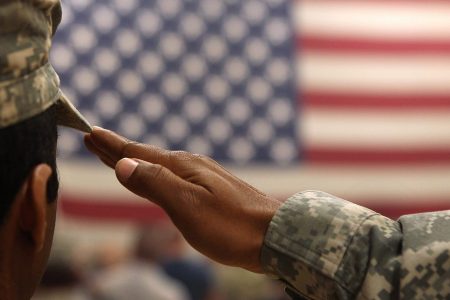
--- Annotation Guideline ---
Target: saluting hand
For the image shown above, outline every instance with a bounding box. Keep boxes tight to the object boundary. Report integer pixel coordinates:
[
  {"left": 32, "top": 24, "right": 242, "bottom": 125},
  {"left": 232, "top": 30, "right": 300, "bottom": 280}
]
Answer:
[{"left": 84, "top": 127, "right": 281, "bottom": 273}]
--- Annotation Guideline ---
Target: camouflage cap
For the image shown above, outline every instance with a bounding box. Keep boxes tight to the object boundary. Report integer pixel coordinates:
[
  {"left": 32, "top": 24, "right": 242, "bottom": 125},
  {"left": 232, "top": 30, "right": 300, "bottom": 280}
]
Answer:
[{"left": 0, "top": 0, "right": 92, "bottom": 132}]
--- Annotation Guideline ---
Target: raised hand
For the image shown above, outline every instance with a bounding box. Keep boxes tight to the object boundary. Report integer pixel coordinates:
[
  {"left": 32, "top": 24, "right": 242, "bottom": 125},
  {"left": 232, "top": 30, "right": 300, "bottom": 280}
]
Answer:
[{"left": 84, "top": 127, "right": 281, "bottom": 272}]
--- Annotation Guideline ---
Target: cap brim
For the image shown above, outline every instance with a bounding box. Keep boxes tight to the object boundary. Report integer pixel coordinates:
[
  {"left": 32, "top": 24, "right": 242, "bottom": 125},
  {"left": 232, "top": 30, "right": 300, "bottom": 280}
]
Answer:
[{"left": 55, "top": 92, "right": 92, "bottom": 133}]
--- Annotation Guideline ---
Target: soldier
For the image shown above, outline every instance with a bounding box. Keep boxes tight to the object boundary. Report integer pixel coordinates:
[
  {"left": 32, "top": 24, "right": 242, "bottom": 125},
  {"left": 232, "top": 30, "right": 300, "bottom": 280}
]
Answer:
[
  {"left": 3, "top": 1, "right": 450, "bottom": 300},
  {"left": 86, "top": 127, "right": 450, "bottom": 299},
  {"left": 0, "top": 0, "right": 91, "bottom": 299}
]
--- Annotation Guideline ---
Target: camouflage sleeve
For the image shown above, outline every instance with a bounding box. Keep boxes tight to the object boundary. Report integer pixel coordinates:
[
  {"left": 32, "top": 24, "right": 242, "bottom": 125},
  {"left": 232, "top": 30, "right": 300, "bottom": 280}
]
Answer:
[{"left": 260, "top": 191, "right": 450, "bottom": 300}]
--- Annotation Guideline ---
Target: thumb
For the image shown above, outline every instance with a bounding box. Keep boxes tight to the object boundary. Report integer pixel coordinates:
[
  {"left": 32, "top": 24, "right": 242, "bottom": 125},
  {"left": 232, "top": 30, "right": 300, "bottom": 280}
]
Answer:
[{"left": 115, "top": 158, "right": 191, "bottom": 211}]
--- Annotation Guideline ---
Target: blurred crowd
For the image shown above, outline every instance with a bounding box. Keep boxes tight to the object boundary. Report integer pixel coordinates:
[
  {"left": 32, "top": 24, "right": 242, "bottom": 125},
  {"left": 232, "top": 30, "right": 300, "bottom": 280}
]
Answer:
[{"left": 32, "top": 221, "right": 289, "bottom": 300}]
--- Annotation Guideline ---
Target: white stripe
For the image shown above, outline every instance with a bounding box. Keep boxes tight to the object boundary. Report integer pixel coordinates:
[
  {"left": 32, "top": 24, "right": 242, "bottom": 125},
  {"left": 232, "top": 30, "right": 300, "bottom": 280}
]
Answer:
[
  {"left": 301, "top": 107, "right": 450, "bottom": 149},
  {"left": 58, "top": 159, "right": 141, "bottom": 202},
  {"left": 58, "top": 160, "right": 450, "bottom": 205},
  {"left": 297, "top": 1, "right": 450, "bottom": 40},
  {"left": 56, "top": 220, "right": 136, "bottom": 249},
  {"left": 234, "top": 164, "right": 450, "bottom": 205},
  {"left": 300, "top": 52, "right": 450, "bottom": 94}
]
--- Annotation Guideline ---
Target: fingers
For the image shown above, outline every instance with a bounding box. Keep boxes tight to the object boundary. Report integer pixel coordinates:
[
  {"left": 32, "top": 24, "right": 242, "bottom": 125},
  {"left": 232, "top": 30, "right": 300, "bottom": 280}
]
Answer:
[
  {"left": 87, "top": 127, "right": 174, "bottom": 168},
  {"left": 115, "top": 158, "right": 205, "bottom": 212},
  {"left": 86, "top": 127, "right": 136, "bottom": 162},
  {"left": 86, "top": 127, "right": 216, "bottom": 177},
  {"left": 85, "top": 127, "right": 267, "bottom": 197},
  {"left": 84, "top": 135, "right": 116, "bottom": 168}
]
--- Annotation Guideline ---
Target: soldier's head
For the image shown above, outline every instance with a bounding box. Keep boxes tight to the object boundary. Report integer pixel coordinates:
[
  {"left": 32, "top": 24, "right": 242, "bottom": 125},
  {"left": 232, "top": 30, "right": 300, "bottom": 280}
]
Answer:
[{"left": 0, "top": 1, "right": 90, "bottom": 298}]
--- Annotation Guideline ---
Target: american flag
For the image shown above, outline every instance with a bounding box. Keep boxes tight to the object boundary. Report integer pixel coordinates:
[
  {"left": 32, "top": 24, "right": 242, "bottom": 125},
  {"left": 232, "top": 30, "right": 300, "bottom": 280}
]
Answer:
[{"left": 52, "top": 0, "right": 450, "bottom": 226}]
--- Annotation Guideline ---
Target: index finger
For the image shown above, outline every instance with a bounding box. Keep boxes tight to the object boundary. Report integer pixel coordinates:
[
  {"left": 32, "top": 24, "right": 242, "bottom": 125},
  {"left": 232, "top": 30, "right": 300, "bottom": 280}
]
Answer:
[
  {"left": 86, "top": 127, "right": 268, "bottom": 197},
  {"left": 87, "top": 127, "right": 174, "bottom": 169}
]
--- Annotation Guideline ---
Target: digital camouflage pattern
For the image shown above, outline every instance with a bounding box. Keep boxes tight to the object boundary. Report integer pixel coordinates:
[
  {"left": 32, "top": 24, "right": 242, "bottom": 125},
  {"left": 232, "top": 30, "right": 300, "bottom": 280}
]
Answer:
[
  {"left": 261, "top": 191, "right": 450, "bottom": 299},
  {"left": 0, "top": 0, "right": 91, "bottom": 132}
]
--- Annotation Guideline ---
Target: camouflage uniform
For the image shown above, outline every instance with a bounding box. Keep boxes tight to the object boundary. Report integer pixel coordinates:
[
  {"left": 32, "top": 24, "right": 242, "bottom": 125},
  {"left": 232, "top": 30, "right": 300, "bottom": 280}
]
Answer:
[
  {"left": 0, "top": 0, "right": 91, "bottom": 132},
  {"left": 261, "top": 191, "right": 450, "bottom": 299}
]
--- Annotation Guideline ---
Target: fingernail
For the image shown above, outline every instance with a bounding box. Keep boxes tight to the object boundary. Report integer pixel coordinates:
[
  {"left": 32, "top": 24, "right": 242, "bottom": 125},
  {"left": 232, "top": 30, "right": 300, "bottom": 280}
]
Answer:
[
  {"left": 92, "top": 126, "right": 107, "bottom": 132},
  {"left": 116, "top": 158, "right": 138, "bottom": 181}
]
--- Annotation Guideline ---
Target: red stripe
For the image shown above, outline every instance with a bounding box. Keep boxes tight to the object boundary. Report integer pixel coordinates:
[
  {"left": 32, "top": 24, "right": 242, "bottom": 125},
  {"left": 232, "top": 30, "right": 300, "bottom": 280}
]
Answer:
[
  {"left": 299, "top": 36, "right": 450, "bottom": 54},
  {"left": 60, "top": 197, "right": 168, "bottom": 223},
  {"left": 300, "top": 91, "right": 450, "bottom": 109},
  {"left": 60, "top": 196, "right": 450, "bottom": 222},
  {"left": 305, "top": 148, "right": 450, "bottom": 164},
  {"left": 360, "top": 200, "right": 450, "bottom": 219},
  {"left": 299, "top": 0, "right": 450, "bottom": 5}
]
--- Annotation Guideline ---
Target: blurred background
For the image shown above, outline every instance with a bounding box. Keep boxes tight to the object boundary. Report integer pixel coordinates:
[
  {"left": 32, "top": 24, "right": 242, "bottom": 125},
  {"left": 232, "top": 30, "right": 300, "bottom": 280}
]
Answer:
[{"left": 33, "top": 0, "right": 450, "bottom": 299}]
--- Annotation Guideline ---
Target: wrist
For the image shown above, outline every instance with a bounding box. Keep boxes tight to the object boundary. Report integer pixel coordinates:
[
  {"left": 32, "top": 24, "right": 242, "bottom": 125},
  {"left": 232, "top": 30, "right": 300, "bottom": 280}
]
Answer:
[{"left": 245, "top": 195, "right": 282, "bottom": 273}]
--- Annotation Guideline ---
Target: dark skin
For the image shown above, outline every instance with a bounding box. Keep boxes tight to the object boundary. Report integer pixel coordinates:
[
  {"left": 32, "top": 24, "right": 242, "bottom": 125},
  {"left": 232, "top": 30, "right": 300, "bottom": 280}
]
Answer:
[
  {"left": 85, "top": 127, "right": 282, "bottom": 273},
  {"left": 0, "top": 164, "right": 56, "bottom": 300}
]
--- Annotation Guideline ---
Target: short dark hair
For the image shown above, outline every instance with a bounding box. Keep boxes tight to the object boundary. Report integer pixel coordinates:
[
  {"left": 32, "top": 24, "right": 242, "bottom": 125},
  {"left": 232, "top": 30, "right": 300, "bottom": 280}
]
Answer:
[{"left": 0, "top": 105, "right": 59, "bottom": 224}]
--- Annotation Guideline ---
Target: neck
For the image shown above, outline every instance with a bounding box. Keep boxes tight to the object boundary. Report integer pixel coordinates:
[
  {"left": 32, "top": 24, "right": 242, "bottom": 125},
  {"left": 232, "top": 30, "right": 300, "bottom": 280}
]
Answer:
[
  {"left": 0, "top": 282, "right": 18, "bottom": 300},
  {"left": 0, "top": 228, "right": 31, "bottom": 300},
  {"left": 0, "top": 238, "right": 16, "bottom": 300}
]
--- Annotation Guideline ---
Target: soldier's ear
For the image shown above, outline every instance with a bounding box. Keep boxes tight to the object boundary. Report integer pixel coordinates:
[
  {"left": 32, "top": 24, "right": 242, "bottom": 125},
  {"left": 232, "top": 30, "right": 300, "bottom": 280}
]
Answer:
[{"left": 18, "top": 164, "right": 53, "bottom": 252}]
